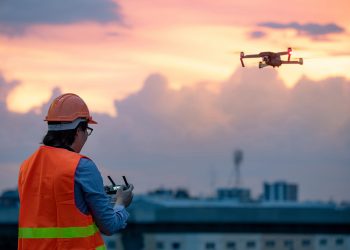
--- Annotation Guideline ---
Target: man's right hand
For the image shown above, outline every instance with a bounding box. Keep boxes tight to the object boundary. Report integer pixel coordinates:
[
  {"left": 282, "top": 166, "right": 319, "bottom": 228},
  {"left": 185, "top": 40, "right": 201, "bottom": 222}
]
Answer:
[{"left": 115, "top": 184, "right": 134, "bottom": 208}]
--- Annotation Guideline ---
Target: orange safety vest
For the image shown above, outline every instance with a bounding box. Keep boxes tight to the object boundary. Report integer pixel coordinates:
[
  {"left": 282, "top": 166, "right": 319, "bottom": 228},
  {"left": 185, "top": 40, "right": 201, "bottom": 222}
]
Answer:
[{"left": 18, "top": 145, "right": 106, "bottom": 250}]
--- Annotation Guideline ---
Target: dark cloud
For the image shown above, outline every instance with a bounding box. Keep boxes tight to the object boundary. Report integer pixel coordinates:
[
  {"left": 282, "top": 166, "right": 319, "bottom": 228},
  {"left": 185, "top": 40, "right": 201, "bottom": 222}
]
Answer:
[
  {"left": 259, "top": 22, "right": 345, "bottom": 37},
  {"left": 1, "top": 70, "right": 350, "bottom": 201},
  {"left": 0, "top": 0, "right": 123, "bottom": 36},
  {"left": 249, "top": 30, "right": 266, "bottom": 39}
]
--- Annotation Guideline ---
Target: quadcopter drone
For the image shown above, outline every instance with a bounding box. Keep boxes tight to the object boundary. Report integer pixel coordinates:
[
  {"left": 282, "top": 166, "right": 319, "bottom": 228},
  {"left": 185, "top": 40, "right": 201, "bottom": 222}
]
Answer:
[{"left": 240, "top": 47, "right": 303, "bottom": 68}]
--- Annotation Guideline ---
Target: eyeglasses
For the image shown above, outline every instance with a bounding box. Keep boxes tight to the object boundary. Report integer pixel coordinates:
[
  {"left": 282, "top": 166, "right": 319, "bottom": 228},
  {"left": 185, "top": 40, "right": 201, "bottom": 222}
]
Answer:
[{"left": 86, "top": 127, "right": 93, "bottom": 136}]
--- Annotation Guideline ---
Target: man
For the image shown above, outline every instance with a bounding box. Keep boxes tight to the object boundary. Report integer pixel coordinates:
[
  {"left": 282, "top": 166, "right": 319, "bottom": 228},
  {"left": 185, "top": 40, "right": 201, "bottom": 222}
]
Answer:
[{"left": 18, "top": 93, "right": 133, "bottom": 249}]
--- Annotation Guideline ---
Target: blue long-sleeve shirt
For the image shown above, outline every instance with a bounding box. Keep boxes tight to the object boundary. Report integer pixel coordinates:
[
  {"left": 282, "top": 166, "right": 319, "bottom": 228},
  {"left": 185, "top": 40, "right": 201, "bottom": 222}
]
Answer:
[{"left": 74, "top": 158, "right": 129, "bottom": 235}]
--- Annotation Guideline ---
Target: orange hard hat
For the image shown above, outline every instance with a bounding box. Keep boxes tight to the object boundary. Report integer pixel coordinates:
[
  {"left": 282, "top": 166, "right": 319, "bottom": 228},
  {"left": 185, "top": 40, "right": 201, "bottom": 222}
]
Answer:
[{"left": 45, "top": 93, "right": 97, "bottom": 124}]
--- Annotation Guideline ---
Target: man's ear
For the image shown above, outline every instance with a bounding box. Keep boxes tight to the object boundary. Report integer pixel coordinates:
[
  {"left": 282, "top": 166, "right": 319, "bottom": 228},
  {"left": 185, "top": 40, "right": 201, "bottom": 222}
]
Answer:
[{"left": 75, "top": 128, "right": 80, "bottom": 137}]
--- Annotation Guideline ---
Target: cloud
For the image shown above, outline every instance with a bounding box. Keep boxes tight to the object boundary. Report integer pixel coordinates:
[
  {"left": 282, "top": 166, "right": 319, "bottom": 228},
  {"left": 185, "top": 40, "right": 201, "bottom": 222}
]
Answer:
[
  {"left": 0, "top": 0, "right": 123, "bottom": 36},
  {"left": 0, "top": 74, "right": 20, "bottom": 105},
  {"left": 86, "top": 69, "right": 350, "bottom": 201},
  {"left": 0, "top": 77, "right": 45, "bottom": 163},
  {"left": 249, "top": 30, "right": 266, "bottom": 39},
  {"left": 258, "top": 22, "right": 345, "bottom": 37},
  {"left": 1, "top": 70, "right": 350, "bottom": 201},
  {"left": 0, "top": 78, "right": 63, "bottom": 165}
]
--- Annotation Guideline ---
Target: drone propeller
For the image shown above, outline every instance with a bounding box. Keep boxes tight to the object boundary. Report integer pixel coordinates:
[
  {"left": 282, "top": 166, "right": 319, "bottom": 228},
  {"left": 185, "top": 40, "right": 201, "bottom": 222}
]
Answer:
[{"left": 288, "top": 47, "right": 292, "bottom": 61}]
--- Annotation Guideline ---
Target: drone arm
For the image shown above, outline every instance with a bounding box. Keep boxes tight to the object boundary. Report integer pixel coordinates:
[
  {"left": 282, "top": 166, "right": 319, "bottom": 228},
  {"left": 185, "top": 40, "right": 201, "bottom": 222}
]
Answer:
[
  {"left": 276, "top": 51, "right": 291, "bottom": 61},
  {"left": 276, "top": 52, "right": 288, "bottom": 56},
  {"left": 277, "top": 48, "right": 292, "bottom": 60},
  {"left": 242, "top": 54, "right": 262, "bottom": 58}
]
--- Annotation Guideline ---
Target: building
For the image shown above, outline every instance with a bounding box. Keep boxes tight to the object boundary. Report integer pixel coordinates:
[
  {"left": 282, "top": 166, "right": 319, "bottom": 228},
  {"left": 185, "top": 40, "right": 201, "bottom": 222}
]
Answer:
[
  {"left": 118, "top": 196, "right": 350, "bottom": 250},
  {"left": 263, "top": 181, "right": 298, "bottom": 202},
  {"left": 0, "top": 189, "right": 19, "bottom": 250},
  {"left": 1, "top": 189, "right": 350, "bottom": 250},
  {"left": 217, "top": 187, "right": 252, "bottom": 203}
]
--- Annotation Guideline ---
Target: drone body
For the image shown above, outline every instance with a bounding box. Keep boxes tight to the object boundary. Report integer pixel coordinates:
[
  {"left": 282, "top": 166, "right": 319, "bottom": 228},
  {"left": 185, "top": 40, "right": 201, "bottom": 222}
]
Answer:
[{"left": 240, "top": 48, "right": 303, "bottom": 68}]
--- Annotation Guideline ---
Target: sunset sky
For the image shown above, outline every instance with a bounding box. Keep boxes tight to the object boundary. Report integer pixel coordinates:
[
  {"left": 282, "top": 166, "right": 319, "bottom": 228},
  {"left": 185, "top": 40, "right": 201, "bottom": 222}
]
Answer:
[{"left": 0, "top": 0, "right": 349, "bottom": 201}]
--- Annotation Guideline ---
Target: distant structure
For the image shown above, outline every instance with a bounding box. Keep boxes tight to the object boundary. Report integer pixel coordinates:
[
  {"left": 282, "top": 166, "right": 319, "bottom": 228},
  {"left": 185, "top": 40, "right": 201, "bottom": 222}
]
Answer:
[
  {"left": 263, "top": 181, "right": 298, "bottom": 202},
  {"left": 123, "top": 196, "right": 350, "bottom": 250},
  {"left": 228, "top": 149, "right": 243, "bottom": 188},
  {"left": 219, "top": 149, "right": 251, "bottom": 202},
  {"left": 217, "top": 187, "right": 251, "bottom": 203},
  {"left": 233, "top": 149, "right": 244, "bottom": 188},
  {"left": 0, "top": 189, "right": 19, "bottom": 249},
  {"left": 1, "top": 185, "right": 350, "bottom": 250},
  {"left": 148, "top": 188, "right": 190, "bottom": 199},
  {"left": 0, "top": 189, "right": 19, "bottom": 207}
]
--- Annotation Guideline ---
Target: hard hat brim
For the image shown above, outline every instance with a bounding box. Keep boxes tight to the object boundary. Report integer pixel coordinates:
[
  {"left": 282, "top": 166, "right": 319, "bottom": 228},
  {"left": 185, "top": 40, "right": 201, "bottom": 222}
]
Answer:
[{"left": 88, "top": 118, "right": 98, "bottom": 124}]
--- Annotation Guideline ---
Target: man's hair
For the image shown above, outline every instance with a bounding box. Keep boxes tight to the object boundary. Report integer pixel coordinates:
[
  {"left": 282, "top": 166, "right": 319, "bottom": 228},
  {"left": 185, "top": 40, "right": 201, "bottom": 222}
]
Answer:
[{"left": 42, "top": 121, "right": 88, "bottom": 148}]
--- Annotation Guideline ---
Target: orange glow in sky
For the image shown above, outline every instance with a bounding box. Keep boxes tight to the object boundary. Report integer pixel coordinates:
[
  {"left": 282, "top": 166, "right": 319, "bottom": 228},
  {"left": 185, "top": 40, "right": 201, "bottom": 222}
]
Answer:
[{"left": 1, "top": 0, "right": 349, "bottom": 115}]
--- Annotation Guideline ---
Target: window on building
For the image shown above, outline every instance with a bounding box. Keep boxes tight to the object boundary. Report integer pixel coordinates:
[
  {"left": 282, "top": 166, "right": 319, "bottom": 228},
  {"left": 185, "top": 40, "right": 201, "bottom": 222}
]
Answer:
[
  {"left": 319, "top": 239, "right": 327, "bottom": 246},
  {"left": 205, "top": 242, "right": 216, "bottom": 249},
  {"left": 246, "top": 241, "right": 256, "bottom": 248},
  {"left": 156, "top": 241, "right": 164, "bottom": 250},
  {"left": 335, "top": 238, "right": 344, "bottom": 246},
  {"left": 226, "top": 241, "right": 236, "bottom": 249},
  {"left": 301, "top": 239, "right": 311, "bottom": 247},
  {"left": 265, "top": 240, "right": 275, "bottom": 248},
  {"left": 284, "top": 240, "right": 293, "bottom": 248},
  {"left": 172, "top": 242, "right": 181, "bottom": 249}
]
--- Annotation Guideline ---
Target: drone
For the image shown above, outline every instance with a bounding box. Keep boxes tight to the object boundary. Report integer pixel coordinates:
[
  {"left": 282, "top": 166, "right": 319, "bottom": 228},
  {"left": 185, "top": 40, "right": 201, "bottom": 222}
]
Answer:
[{"left": 240, "top": 47, "right": 303, "bottom": 68}]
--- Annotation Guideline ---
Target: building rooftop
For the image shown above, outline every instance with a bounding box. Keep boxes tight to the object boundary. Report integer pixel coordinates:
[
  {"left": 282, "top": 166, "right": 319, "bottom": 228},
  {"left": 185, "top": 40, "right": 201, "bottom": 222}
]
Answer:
[
  {"left": 1, "top": 192, "right": 350, "bottom": 227},
  {"left": 127, "top": 195, "right": 350, "bottom": 224}
]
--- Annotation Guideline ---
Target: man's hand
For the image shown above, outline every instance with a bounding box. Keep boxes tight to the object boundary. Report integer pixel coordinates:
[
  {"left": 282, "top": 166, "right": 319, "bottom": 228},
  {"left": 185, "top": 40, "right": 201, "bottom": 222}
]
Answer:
[{"left": 114, "top": 184, "right": 134, "bottom": 208}]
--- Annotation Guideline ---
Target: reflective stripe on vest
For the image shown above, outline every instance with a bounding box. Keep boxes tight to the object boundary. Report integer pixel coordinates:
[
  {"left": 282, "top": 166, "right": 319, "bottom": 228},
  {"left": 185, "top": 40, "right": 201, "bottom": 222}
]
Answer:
[
  {"left": 19, "top": 223, "right": 99, "bottom": 239},
  {"left": 96, "top": 245, "right": 107, "bottom": 250}
]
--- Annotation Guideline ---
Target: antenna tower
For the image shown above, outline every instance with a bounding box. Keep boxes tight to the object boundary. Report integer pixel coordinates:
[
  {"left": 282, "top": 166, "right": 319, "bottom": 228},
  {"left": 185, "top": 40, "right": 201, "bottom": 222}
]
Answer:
[{"left": 233, "top": 149, "right": 243, "bottom": 188}]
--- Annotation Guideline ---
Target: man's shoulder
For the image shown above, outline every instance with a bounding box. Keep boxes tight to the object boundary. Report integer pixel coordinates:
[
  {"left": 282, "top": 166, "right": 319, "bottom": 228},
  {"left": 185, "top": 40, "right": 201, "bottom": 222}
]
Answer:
[
  {"left": 78, "top": 157, "right": 98, "bottom": 169},
  {"left": 75, "top": 157, "right": 103, "bottom": 186},
  {"left": 76, "top": 158, "right": 103, "bottom": 179}
]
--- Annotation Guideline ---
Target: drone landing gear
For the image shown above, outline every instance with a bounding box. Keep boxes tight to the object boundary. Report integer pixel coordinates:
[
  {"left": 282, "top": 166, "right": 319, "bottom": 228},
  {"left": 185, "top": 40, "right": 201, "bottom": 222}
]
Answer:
[{"left": 280, "top": 58, "right": 303, "bottom": 66}]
